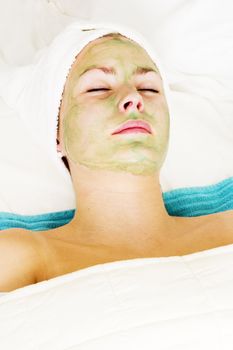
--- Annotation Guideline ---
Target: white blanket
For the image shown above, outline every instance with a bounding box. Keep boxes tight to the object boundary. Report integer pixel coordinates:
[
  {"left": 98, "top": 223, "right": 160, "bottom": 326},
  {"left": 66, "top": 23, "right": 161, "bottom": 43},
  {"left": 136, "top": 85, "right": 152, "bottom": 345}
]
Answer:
[{"left": 1, "top": 244, "right": 233, "bottom": 349}]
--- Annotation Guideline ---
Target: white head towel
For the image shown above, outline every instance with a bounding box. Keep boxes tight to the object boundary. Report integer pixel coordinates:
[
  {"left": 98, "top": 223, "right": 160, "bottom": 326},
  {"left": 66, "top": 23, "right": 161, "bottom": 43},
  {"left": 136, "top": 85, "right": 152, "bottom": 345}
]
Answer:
[{"left": 0, "top": 21, "right": 172, "bottom": 181}]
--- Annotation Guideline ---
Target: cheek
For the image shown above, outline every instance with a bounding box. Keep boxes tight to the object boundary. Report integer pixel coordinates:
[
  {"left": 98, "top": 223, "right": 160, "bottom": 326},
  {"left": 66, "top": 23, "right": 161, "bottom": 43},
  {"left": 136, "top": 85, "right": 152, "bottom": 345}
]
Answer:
[
  {"left": 79, "top": 97, "right": 115, "bottom": 127},
  {"left": 63, "top": 99, "right": 110, "bottom": 145},
  {"left": 160, "top": 101, "right": 170, "bottom": 130},
  {"left": 151, "top": 96, "right": 170, "bottom": 141},
  {"left": 150, "top": 95, "right": 169, "bottom": 121},
  {"left": 63, "top": 105, "right": 83, "bottom": 150}
]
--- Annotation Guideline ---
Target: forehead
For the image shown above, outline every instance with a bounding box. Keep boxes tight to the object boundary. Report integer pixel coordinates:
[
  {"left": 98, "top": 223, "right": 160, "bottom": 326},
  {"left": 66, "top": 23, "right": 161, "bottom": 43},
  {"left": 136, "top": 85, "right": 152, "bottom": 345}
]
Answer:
[{"left": 70, "top": 35, "right": 157, "bottom": 75}]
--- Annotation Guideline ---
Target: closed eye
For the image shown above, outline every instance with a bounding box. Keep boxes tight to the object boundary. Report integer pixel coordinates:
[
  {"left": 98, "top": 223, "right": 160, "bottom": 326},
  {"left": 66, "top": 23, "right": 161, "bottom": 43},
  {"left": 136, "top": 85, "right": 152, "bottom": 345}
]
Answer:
[
  {"left": 138, "top": 89, "right": 159, "bottom": 93},
  {"left": 86, "top": 88, "right": 110, "bottom": 92}
]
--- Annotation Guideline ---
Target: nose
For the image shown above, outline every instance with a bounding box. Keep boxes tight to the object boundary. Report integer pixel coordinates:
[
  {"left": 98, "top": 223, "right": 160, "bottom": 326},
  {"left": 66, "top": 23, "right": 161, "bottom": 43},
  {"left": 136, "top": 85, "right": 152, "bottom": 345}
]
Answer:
[{"left": 119, "top": 90, "right": 144, "bottom": 114}]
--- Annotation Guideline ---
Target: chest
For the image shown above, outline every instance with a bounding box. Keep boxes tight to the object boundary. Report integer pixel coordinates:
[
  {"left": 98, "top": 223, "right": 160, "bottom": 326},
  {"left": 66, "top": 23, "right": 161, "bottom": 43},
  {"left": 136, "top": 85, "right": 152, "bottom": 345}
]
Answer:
[{"left": 38, "top": 211, "right": 232, "bottom": 281}]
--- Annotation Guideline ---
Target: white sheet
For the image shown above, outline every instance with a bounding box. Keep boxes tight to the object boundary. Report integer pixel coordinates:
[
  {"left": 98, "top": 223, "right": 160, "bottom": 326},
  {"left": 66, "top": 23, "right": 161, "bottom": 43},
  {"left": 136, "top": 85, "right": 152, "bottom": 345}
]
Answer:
[{"left": 1, "top": 244, "right": 233, "bottom": 349}]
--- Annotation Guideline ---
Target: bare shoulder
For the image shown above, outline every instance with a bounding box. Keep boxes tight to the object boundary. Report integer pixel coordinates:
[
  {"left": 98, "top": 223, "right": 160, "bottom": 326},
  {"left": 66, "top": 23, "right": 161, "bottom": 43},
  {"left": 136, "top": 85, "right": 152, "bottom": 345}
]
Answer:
[
  {"left": 191, "top": 209, "right": 233, "bottom": 242},
  {"left": 0, "top": 228, "right": 42, "bottom": 292},
  {"left": 173, "top": 209, "right": 233, "bottom": 244},
  {"left": 191, "top": 209, "right": 233, "bottom": 229},
  {"left": 214, "top": 209, "right": 233, "bottom": 230}
]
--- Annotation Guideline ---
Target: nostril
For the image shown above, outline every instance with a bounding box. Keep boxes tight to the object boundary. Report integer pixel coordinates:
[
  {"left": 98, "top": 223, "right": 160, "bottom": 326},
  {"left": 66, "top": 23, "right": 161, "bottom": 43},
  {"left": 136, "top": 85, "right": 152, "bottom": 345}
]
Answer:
[
  {"left": 124, "top": 101, "right": 133, "bottom": 109},
  {"left": 137, "top": 101, "right": 142, "bottom": 110}
]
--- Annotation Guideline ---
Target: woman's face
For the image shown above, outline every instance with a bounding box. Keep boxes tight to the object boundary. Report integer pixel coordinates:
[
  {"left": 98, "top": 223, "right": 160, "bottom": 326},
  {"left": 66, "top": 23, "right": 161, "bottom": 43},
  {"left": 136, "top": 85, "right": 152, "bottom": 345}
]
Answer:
[{"left": 58, "top": 35, "right": 170, "bottom": 176}]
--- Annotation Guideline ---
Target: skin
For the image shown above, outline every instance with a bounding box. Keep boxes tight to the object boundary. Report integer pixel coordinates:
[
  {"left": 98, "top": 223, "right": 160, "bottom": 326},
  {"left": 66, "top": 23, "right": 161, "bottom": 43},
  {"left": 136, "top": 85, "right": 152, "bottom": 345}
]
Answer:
[{"left": 55, "top": 34, "right": 205, "bottom": 254}]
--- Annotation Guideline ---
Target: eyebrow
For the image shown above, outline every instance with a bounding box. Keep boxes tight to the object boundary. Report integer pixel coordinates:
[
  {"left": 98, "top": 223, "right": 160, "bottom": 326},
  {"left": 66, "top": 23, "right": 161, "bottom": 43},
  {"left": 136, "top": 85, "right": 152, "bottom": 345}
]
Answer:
[{"left": 79, "top": 65, "right": 159, "bottom": 78}]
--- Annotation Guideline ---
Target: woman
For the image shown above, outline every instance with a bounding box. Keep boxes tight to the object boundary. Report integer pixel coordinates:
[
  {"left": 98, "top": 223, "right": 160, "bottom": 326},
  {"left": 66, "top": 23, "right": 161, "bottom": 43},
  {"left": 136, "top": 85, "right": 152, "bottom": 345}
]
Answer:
[{"left": 0, "top": 25, "right": 232, "bottom": 292}]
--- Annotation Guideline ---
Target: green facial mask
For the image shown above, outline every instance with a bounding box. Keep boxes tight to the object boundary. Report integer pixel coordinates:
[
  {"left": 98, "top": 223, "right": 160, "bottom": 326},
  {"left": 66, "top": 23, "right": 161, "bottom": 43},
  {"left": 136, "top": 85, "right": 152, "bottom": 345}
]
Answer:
[{"left": 61, "top": 36, "right": 170, "bottom": 176}]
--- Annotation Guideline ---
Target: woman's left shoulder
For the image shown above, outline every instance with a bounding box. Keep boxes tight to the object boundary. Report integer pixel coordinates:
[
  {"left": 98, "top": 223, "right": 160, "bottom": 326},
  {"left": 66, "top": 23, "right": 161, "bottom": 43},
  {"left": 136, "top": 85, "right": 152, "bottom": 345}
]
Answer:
[
  {"left": 216, "top": 210, "right": 233, "bottom": 229},
  {"left": 203, "top": 210, "right": 233, "bottom": 243}
]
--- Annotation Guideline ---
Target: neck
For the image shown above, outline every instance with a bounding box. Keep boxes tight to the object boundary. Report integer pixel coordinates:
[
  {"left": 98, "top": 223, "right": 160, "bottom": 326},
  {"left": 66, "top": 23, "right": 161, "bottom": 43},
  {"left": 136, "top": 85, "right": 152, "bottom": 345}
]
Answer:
[{"left": 66, "top": 163, "right": 177, "bottom": 253}]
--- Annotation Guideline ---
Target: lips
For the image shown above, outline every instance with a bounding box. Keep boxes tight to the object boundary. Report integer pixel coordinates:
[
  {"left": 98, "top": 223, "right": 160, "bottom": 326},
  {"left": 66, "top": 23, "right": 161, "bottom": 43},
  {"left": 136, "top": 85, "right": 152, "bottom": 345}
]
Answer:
[{"left": 111, "top": 120, "right": 152, "bottom": 135}]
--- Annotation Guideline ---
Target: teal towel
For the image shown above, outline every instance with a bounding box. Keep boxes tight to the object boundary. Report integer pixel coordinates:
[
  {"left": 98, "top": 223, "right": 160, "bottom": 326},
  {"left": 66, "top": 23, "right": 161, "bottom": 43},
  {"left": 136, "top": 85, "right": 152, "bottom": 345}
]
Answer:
[{"left": 1, "top": 177, "right": 232, "bottom": 231}]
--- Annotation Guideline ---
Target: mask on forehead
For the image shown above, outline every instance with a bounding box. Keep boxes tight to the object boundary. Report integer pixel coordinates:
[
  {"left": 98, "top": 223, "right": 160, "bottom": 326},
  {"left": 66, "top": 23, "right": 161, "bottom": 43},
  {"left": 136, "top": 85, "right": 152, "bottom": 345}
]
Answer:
[{"left": 5, "top": 21, "right": 172, "bottom": 180}]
